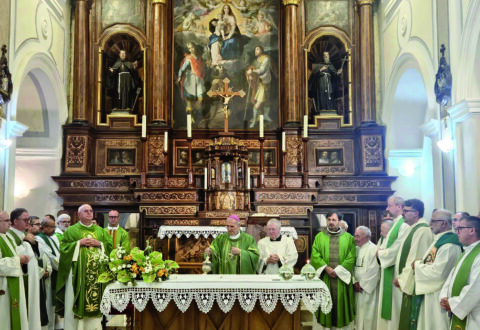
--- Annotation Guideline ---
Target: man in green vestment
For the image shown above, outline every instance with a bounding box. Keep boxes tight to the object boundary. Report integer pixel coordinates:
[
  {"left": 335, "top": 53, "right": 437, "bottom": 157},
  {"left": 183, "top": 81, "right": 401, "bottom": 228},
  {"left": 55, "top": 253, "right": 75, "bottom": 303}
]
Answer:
[
  {"left": 104, "top": 209, "right": 130, "bottom": 252},
  {"left": 205, "top": 214, "right": 259, "bottom": 274},
  {"left": 55, "top": 214, "right": 71, "bottom": 242},
  {"left": 311, "top": 211, "right": 356, "bottom": 329},
  {"left": 56, "top": 204, "right": 112, "bottom": 330}
]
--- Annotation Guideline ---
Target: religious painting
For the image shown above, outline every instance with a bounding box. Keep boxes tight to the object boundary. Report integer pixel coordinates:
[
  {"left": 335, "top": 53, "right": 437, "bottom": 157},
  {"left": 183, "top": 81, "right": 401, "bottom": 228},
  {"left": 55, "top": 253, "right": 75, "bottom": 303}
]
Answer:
[
  {"left": 306, "top": 34, "right": 351, "bottom": 125},
  {"left": 176, "top": 148, "right": 189, "bottom": 167},
  {"left": 248, "top": 149, "right": 276, "bottom": 166},
  {"left": 173, "top": 0, "right": 279, "bottom": 130},
  {"left": 305, "top": 0, "right": 350, "bottom": 36},
  {"left": 315, "top": 148, "right": 343, "bottom": 166},
  {"left": 107, "top": 148, "right": 136, "bottom": 166},
  {"left": 102, "top": 0, "right": 146, "bottom": 31},
  {"left": 192, "top": 150, "right": 208, "bottom": 166}
]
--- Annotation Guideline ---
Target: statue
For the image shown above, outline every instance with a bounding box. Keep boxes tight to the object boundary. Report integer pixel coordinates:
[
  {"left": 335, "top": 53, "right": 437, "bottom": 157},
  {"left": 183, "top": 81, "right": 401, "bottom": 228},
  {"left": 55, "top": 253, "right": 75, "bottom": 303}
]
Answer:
[
  {"left": 0, "top": 45, "right": 13, "bottom": 108},
  {"left": 107, "top": 50, "right": 141, "bottom": 111},
  {"left": 434, "top": 44, "right": 452, "bottom": 106}
]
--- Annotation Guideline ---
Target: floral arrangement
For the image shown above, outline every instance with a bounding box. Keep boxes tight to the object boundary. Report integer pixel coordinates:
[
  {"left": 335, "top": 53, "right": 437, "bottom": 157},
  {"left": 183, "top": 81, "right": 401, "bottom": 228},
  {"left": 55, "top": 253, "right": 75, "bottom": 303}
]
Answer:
[{"left": 98, "top": 244, "right": 179, "bottom": 285}]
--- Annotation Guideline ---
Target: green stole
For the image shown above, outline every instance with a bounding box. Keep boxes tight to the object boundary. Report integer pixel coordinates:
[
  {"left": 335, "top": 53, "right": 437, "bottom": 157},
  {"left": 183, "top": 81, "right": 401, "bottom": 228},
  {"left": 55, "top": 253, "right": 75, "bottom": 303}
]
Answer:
[
  {"left": 38, "top": 232, "right": 58, "bottom": 306},
  {"left": 0, "top": 235, "right": 22, "bottom": 330},
  {"left": 7, "top": 229, "right": 28, "bottom": 302},
  {"left": 380, "top": 217, "right": 404, "bottom": 320},
  {"left": 398, "top": 222, "right": 430, "bottom": 330},
  {"left": 209, "top": 232, "right": 259, "bottom": 274},
  {"left": 8, "top": 230, "right": 23, "bottom": 246},
  {"left": 450, "top": 242, "right": 480, "bottom": 330},
  {"left": 408, "top": 232, "right": 462, "bottom": 330}
]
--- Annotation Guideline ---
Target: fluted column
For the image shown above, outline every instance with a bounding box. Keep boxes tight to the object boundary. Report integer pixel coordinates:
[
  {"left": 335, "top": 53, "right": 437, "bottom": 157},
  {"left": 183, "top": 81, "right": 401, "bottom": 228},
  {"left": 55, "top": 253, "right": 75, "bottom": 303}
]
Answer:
[
  {"left": 282, "top": 0, "right": 301, "bottom": 126},
  {"left": 152, "top": 0, "right": 168, "bottom": 125},
  {"left": 72, "top": 0, "right": 90, "bottom": 124},
  {"left": 357, "top": 0, "right": 376, "bottom": 124}
]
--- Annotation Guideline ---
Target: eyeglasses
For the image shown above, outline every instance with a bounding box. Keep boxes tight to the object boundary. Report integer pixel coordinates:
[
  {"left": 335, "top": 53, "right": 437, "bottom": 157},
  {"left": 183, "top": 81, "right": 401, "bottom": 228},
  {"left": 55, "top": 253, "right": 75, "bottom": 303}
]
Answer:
[
  {"left": 108, "top": 216, "right": 119, "bottom": 218},
  {"left": 403, "top": 209, "right": 417, "bottom": 214},
  {"left": 430, "top": 219, "right": 446, "bottom": 223},
  {"left": 45, "top": 225, "right": 57, "bottom": 228},
  {"left": 455, "top": 226, "right": 473, "bottom": 233},
  {"left": 0, "top": 219, "right": 10, "bottom": 223},
  {"left": 59, "top": 221, "right": 70, "bottom": 224},
  {"left": 32, "top": 223, "right": 41, "bottom": 227}
]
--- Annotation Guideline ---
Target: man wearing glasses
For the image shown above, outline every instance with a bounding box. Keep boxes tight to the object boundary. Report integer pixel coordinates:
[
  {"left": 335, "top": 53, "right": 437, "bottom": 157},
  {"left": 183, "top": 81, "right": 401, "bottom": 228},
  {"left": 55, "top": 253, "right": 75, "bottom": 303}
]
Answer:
[
  {"left": 0, "top": 210, "right": 29, "bottom": 330},
  {"left": 440, "top": 216, "right": 480, "bottom": 329},
  {"left": 55, "top": 214, "right": 71, "bottom": 242},
  {"left": 377, "top": 196, "right": 410, "bottom": 330},
  {"left": 104, "top": 210, "right": 130, "bottom": 252},
  {"left": 411, "top": 209, "right": 462, "bottom": 329}
]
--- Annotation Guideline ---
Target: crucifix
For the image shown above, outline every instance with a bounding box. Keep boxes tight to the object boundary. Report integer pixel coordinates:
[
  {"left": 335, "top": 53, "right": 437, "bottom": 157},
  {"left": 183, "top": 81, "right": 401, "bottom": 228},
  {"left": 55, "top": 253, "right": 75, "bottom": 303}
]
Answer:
[{"left": 207, "top": 77, "right": 245, "bottom": 133}]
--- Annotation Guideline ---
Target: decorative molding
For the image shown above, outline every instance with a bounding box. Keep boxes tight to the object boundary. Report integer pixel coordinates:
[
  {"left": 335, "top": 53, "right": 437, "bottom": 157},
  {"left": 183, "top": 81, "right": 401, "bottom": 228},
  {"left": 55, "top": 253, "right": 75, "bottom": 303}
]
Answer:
[
  {"left": 70, "top": 180, "right": 130, "bottom": 190},
  {"left": 286, "top": 178, "right": 302, "bottom": 188},
  {"left": 95, "top": 194, "right": 134, "bottom": 202},
  {"left": 257, "top": 206, "right": 312, "bottom": 216},
  {"left": 192, "top": 140, "right": 212, "bottom": 148},
  {"left": 264, "top": 178, "right": 280, "bottom": 187},
  {"left": 148, "top": 136, "right": 165, "bottom": 166},
  {"left": 152, "top": 0, "right": 166, "bottom": 4},
  {"left": 163, "top": 220, "right": 199, "bottom": 226},
  {"left": 448, "top": 100, "right": 480, "bottom": 123},
  {"left": 362, "top": 135, "right": 383, "bottom": 171},
  {"left": 322, "top": 179, "right": 383, "bottom": 190},
  {"left": 282, "top": 0, "right": 301, "bottom": 5},
  {"left": 356, "top": 0, "right": 375, "bottom": 6},
  {"left": 65, "top": 135, "right": 86, "bottom": 168},
  {"left": 241, "top": 140, "right": 260, "bottom": 148},
  {"left": 140, "top": 206, "right": 197, "bottom": 216},
  {"left": 286, "top": 136, "right": 302, "bottom": 167},
  {"left": 256, "top": 191, "right": 313, "bottom": 202},
  {"left": 138, "top": 192, "right": 197, "bottom": 202},
  {"left": 102, "top": 167, "right": 140, "bottom": 175},
  {"left": 318, "top": 194, "right": 357, "bottom": 203},
  {"left": 166, "top": 178, "right": 188, "bottom": 187}
]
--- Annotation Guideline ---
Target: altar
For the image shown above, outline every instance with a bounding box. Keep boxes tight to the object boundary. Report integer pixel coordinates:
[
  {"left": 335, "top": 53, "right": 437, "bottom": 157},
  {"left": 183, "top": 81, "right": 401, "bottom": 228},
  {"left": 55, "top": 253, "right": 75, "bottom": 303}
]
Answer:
[{"left": 101, "top": 274, "right": 331, "bottom": 330}]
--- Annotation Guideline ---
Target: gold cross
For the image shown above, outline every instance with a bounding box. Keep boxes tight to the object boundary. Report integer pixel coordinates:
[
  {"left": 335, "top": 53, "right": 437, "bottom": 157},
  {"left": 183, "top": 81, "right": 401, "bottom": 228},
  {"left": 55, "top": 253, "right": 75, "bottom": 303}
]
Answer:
[{"left": 207, "top": 78, "right": 245, "bottom": 133}]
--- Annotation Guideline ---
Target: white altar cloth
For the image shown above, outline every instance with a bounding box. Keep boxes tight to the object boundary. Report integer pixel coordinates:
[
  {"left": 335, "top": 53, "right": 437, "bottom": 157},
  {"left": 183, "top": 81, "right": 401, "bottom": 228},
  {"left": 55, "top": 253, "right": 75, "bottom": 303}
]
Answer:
[
  {"left": 158, "top": 226, "right": 298, "bottom": 240},
  {"left": 101, "top": 274, "right": 331, "bottom": 316}
]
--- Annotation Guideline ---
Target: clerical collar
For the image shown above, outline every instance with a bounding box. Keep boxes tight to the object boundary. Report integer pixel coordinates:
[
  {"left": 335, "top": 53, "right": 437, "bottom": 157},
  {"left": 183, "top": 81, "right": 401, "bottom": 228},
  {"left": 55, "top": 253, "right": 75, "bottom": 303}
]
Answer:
[
  {"left": 10, "top": 227, "right": 25, "bottom": 238},
  {"left": 326, "top": 227, "right": 343, "bottom": 236},
  {"left": 79, "top": 221, "right": 93, "bottom": 228},
  {"left": 270, "top": 235, "right": 282, "bottom": 242},
  {"left": 229, "top": 232, "right": 241, "bottom": 240},
  {"left": 108, "top": 225, "right": 119, "bottom": 230}
]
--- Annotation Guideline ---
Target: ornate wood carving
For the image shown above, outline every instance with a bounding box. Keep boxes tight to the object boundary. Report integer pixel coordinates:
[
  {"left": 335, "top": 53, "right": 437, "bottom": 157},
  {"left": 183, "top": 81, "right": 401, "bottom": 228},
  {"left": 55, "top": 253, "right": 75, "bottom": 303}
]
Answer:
[
  {"left": 70, "top": 179, "right": 130, "bottom": 190},
  {"left": 163, "top": 220, "right": 198, "bottom": 226},
  {"left": 361, "top": 135, "right": 383, "bottom": 171},
  {"left": 255, "top": 191, "right": 313, "bottom": 202},
  {"left": 95, "top": 194, "right": 135, "bottom": 202},
  {"left": 286, "top": 178, "right": 302, "bottom": 188},
  {"left": 148, "top": 136, "right": 165, "bottom": 166},
  {"left": 140, "top": 206, "right": 197, "bottom": 216},
  {"left": 65, "top": 136, "right": 88, "bottom": 171},
  {"left": 309, "top": 139, "right": 354, "bottom": 175},
  {"left": 286, "top": 136, "right": 302, "bottom": 167},
  {"left": 137, "top": 191, "right": 197, "bottom": 202},
  {"left": 318, "top": 194, "right": 357, "bottom": 203},
  {"left": 257, "top": 206, "right": 313, "bottom": 216}
]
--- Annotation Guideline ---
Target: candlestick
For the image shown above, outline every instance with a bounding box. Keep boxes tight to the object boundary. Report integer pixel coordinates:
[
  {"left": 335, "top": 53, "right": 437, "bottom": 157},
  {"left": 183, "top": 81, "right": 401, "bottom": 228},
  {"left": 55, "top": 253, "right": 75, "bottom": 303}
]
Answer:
[
  {"left": 187, "top": 114, "right": 192, "bottom": 138},
  {"left": 303, "top": 115, "right": 308, "bottom": 138},
  {"left": 259, "top": 115, "right": 264, "bottom": 138},
  {"left": 282, "top": 131, "right": 286, "bottom": 152},
  {"left": 141, "top": 115, "right": 147, "bottom": 138},
  {"left": 204, "top": 167, "right": 208, "bottom": 189},
  {"left": 164, "top": 132, "right": 168, "bottom": 152},
  {"left": 247, "top": 168, "right": 250, "bottom": 189}
]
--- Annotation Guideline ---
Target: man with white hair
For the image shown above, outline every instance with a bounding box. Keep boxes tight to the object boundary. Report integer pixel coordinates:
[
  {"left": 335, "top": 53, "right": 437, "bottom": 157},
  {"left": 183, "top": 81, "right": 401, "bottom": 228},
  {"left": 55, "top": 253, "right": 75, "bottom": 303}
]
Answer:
[
  {"left": 55, "top": 214, "right": 71, "bottom": 242},
  {"left": 354, "top": 226, "right": 380, "bottom": 330},
  {"left": 257, "top": 219, "right": 298, "bottom": 274},
  {"left": 56, "top": 204, "right": 112, "bottom": 330}
]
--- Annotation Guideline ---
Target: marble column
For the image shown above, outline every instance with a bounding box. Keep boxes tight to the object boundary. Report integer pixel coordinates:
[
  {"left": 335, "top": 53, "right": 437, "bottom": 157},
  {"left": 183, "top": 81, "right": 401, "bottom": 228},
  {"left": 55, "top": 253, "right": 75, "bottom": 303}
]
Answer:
[
  {"left": 282, "top": 0, "right": 301, "bottom": 126},
  {"left": 151, "top": 0, "right": 169, "bottom": 125},
  {"left": 357, "top": 0, "right": 376, "bottom": 124},
  {"left": 72, "top": 0, "right": 90, "bottom": 124}
]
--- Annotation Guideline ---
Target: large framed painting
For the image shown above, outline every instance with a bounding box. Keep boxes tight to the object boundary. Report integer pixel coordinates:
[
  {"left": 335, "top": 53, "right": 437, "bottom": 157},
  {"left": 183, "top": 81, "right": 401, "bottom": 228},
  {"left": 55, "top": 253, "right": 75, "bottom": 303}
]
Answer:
[{"left": 173, "top": 0, "right": 279, "bottom": 130}]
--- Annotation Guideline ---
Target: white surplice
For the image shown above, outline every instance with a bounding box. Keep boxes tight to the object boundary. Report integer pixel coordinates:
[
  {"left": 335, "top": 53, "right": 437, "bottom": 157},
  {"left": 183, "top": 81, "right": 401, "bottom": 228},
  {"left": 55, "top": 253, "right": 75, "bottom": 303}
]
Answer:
[
  {"left": 0, "top": 233, "right": 29, "bottom": 330},
  {"left": 354, "top": 241, "right": 380, "bottom": 330},
  {"left": 396, "top": 219, "right": 434, "bottom": 295},
  {"left": 440, "top": 240, "right": 480, "bottom": 330},
  {"left": 414, "top": 231, "right": 462, "bottom": 330},
  {"left": 376, "top": 215, "right": 410, "bottom": 330},
  {"left": 257, "top": 235, "right": 298, "bottom": 274}
]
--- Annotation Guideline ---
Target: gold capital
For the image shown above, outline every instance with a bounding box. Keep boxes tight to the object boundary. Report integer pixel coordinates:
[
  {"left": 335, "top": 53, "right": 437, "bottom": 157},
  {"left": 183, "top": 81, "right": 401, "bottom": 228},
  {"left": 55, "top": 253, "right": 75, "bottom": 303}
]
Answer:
[
  {"left": 153, "top": 0, "right": 166, "bottom": 4},
  {"left": 356, "top": 0, "right": 375, "bottom": 5},
  {"left": 282, "top": 0, "right": 301, "bottom": 6}
]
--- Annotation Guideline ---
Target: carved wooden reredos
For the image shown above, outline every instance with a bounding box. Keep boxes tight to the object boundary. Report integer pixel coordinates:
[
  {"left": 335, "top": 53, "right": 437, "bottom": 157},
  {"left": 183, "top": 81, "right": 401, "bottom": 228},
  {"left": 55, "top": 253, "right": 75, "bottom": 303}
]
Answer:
[{"left": 55, "top": 0, "right": 392, "bottom": 269}]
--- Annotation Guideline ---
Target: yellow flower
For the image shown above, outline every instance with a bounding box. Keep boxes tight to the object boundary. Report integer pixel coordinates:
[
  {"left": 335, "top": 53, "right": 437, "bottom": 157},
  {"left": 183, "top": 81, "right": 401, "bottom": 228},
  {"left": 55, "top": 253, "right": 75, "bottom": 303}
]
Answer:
[
  {"left": 131, "top": 263, "right": 139, "bottom": 274},
  {"left": 123, "top": 255, "right": 132, "bottom": 261},
  {"left": 157, "top": 269, "right": 167, "bottom": 277}
]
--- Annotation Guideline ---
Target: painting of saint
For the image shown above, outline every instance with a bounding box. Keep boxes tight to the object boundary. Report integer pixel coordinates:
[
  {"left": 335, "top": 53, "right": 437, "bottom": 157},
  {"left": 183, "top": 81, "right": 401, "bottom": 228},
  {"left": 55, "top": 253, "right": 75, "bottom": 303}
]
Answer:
[
  {"left": 102, "top": 0, "right": 146, "bottom": 31},
  {"left": 173, "top": 0, "right": 279, "bottom": 130}
]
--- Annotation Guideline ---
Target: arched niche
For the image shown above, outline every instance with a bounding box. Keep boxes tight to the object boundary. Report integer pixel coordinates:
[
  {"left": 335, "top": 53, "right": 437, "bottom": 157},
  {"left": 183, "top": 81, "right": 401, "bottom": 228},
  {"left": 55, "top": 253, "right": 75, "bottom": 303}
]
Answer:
[
  {"left": 96, "top": 26, "right": 147, "bottom": 125},
  {"left": 304, "top": 27, "right": 352, "bottom": 127}
]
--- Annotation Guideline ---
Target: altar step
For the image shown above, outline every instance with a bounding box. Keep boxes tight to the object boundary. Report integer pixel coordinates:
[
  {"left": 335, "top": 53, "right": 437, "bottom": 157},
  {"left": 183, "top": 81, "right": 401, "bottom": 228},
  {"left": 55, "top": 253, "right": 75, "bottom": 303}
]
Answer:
[{"left": 300, "top": 302, "right": 315, "bottom": 330}]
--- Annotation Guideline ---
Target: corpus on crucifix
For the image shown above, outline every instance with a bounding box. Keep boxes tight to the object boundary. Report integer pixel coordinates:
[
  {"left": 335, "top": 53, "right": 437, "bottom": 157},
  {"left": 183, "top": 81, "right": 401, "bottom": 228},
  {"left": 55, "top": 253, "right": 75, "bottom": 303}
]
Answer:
[{"left": 207, "top": 77, "right": 245, "bottom": 133}]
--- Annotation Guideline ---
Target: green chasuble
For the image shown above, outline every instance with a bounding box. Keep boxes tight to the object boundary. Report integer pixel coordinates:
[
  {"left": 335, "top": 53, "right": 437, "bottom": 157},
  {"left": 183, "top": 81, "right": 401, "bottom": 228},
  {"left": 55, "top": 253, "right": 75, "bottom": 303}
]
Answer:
[
  {"left": 56, "top": 223, "right": 112, "bottom": 318},
  {"left": 311, "top": 229, "right": 356, "bottom": 328},
  {"left": 0, "top": 235, "right": 22, "bottom": 330},
  {"left": 209, "top": 232, "right": 259, "bottom": 274},
  {"left": 104, "top": 226, "right": 131, "bottom": 252}
]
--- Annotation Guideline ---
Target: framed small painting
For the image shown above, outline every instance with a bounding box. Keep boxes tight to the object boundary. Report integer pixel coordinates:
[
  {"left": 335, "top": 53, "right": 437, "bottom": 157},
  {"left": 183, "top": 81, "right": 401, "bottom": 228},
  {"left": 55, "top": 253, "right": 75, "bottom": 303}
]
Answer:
[
  {"left": 316, "top": 148, "right": 343, "bottom": 166},
  {"left": 107, "top": 148, "right": 136, "bottom": 166}
]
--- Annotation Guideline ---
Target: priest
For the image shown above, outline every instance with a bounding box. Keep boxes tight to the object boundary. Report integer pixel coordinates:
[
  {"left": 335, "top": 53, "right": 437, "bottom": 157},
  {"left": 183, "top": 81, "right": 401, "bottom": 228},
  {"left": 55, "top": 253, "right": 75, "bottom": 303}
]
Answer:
[
  {"left": 257, "top": 219, "right": 298, "bottom": 274},
  {"left": 0, "top": 210, "right": 29, "bottom": 330},
  {"left": 377, "top": 196, "right": 410, "bottom": 330},
  {"left": 311, "top": 211, "right": 356, "bottom": 329},
  {"left": 440, "top": 216, "right": 480, "bottom": 329},
  {"left": 205, "top": 214, "right": 259, "bottom": 274},
  {"left": 394, "top": 199, "right": 433, "bottom": 330},
  {"left": 353, "top": 226, "right": 380, "bottom": 330},
  {"left": 56, "top": 204, "right": 112, "bottom": 330},
  {"left": 105, "top": 209, "right": 130, "bottom": 252},
  {"left": 413, "top": 209, "right": 462, "bottom": 330},
  {"left": 55, "top": 214, "right": 71, "bottom": 242}
]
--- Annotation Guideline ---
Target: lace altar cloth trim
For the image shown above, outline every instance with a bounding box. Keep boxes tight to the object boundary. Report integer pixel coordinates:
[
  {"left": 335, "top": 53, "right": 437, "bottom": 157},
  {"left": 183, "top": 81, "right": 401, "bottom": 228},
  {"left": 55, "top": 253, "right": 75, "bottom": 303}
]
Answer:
[
  {"left": 158, "top": 226, "right": 298, "bottom": 240},
  {"left": 101, "top": 275, "right": 331, "bottom": 315}
]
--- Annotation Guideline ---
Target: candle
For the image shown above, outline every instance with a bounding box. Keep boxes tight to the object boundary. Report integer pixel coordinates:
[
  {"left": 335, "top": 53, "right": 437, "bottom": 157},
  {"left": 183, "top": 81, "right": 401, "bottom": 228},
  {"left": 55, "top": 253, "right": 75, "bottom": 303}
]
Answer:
[
  {"left": 259, "top": 115, "right": 264, "bottom": 138},
  {"left": 303, "top": 115, "right": 308, "bottom": 138},
  {"left": 187, "top": 114, "right": 192, "bottom": 138},
  {"left": 282, "top": 132, "right": 286, "bottom": 152},
  {"left": 141, "top": 115, "right": 147, "bottom": 138},
  {"left": 247, "top": 168, "right": 250, "bottom": 189},
  {"left": 164, "top": 132, "right": 168, "bottom": 152},
  {"left": 204, "top": 167, "right": 208, "bottom": 189}
]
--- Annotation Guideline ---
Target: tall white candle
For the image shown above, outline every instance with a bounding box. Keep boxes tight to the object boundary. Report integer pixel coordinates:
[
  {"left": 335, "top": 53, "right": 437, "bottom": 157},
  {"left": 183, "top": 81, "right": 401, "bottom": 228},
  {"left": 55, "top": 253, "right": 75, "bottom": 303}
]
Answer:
[
  {"left": 164, "top": 132, "right": 168, "bottom": 152},
  {"left": 187, "top": 114, "right": 192, "bottom": 138},
  {"left": 303, "top": 115, "right": 308, "bottom": 138},
  {"left": 141, "top": 115, "right": 147, "bottom": 138},
  {"left": 259, "top": 115, "right": 264, "bottom": 138},
  {"left": 204, "top": 167, "right": 208, "bottom": 189},
  {"left": 282, "top": 132, "right": 286, "bottom": 152},
  {"left": 247, "top": 168, "right": 250, "bottom": 189}
]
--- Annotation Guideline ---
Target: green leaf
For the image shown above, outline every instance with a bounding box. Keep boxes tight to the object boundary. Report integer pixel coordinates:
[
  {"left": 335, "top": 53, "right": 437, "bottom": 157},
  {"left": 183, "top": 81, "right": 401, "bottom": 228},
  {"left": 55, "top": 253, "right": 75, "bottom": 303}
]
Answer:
[
  {"left": 117, "top": 270, "right": 132, "bottom": 283},
  {"left": 165, "top": 260, "right": 179, "bottom": 269},
  {"left": 142, "top": 273, "right": 157, "bottom": 283},
  {"left": 98, "top": 272, "right": 115, "bottom": 283}
]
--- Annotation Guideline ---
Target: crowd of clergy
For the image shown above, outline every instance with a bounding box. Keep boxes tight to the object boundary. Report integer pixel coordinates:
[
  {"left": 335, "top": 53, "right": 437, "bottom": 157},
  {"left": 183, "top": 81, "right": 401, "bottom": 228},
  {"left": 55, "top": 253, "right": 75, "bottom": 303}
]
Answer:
[{"left": 1, "top": 196, "right": 480, "bottom": 330}]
